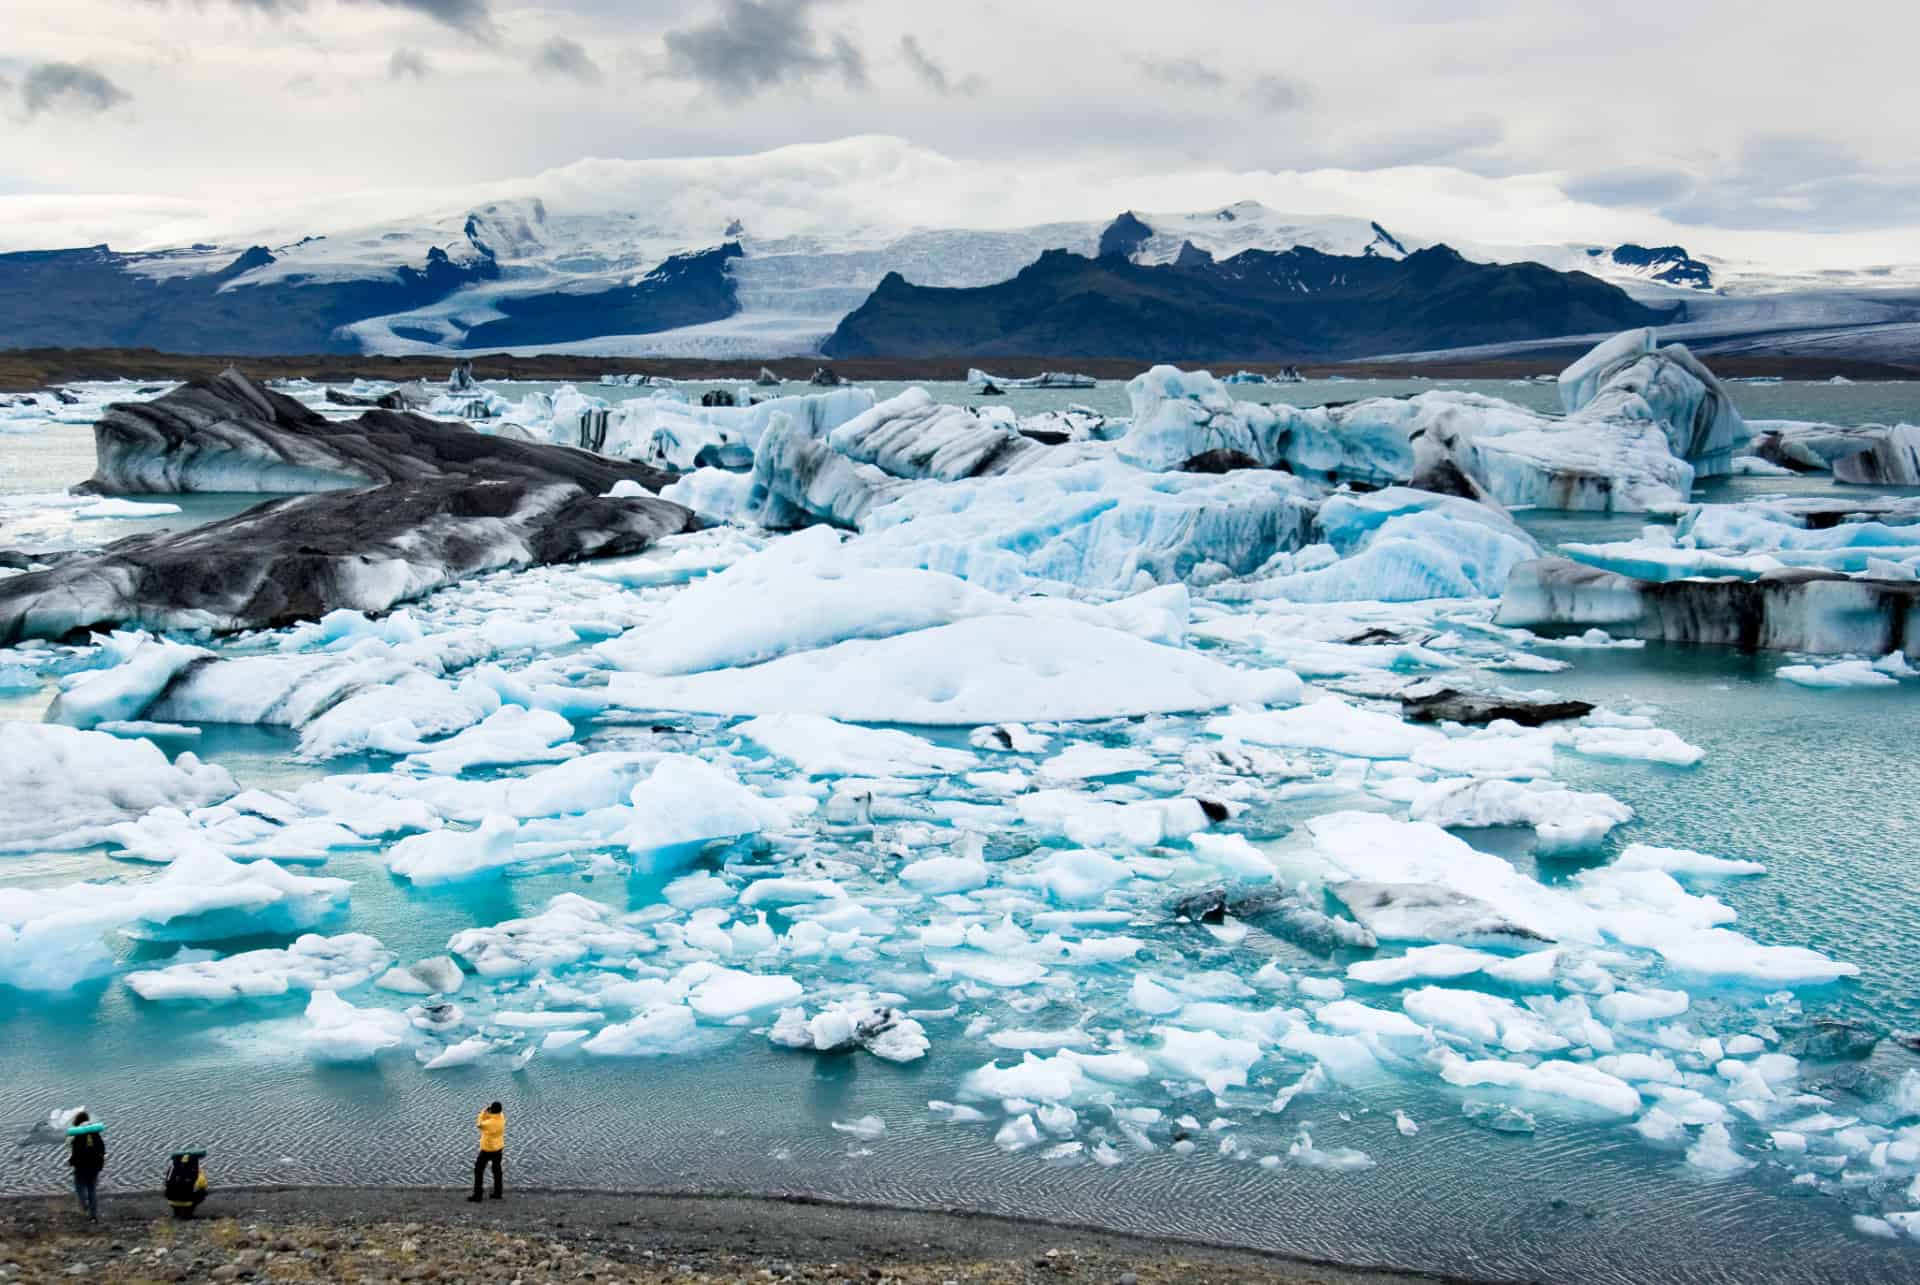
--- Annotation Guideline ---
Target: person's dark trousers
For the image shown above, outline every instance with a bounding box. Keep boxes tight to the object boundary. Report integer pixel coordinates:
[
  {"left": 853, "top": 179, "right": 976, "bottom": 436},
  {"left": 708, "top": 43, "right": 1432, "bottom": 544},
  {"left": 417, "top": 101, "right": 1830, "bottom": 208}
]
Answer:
[
  {"left": 472, "top": 1149, "right": 503, "bottom": 1199},
  {"left": 73, "top": 1175, "right": 98, "bottom": 1219}
]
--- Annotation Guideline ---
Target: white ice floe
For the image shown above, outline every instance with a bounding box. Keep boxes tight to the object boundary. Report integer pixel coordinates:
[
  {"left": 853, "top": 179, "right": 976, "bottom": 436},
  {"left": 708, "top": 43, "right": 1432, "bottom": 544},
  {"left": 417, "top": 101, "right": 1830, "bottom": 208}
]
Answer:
[
  {"left": 303, "top": 989, "right": 414, "bottom": 1061},
  {"left": 610, "top": 616, "right": 1299, "bottom": 725},
  {"left": 0, "top": 724, "right": 236, "bottom": 854},
  {"left": 127, "top": 933, "right": 392, "bottom": 1002},
  {"left": 737, "top": 714, "right": 975, "bottom": 777}
]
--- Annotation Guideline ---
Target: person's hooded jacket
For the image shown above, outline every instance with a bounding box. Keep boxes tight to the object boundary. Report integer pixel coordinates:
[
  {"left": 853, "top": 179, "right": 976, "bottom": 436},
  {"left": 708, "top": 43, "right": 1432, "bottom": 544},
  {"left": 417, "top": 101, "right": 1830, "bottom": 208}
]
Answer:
[{"left": 476, "top": 1108, "right": 504, "bottom": 1152}]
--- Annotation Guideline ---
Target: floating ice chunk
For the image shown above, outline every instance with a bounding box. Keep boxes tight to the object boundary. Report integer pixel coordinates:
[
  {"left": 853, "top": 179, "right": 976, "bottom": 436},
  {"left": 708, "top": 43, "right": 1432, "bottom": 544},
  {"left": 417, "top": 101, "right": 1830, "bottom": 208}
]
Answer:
[
  {"left": 1037, "top": 744, "right": 1156, "bottom": 782},
  {"left": 1438, "top": 1053, "right": 1641, "bottom": 1117},
  {"left": 296, "top": 672, "right": 503, "bottom": 762},
  {"left": 899, "top": 852, "right": 991, "bottom": 895},
  {"left": 375, "top": 955, "right": 465, "bottom": 995},
  {"left": 447, "top": 893, "right": 653, "bottom": 978},
  {"left": 386, "top": 816, "right": 523, "bottom": 885},
  {"left": 1777, "top": 658, "right": 1901, "bottom": 688},
  {"left": 422, "top": 1036, "right": 495, "bottom": 1070},
  {"left": 0, "top": 851, "right": 347, "bottom": 990},
  {"left": 848, "top": 458, "right": 1322, "bottom": 597},
  {"left": 1853, "top": 1216, "right": 1901, "bottom": 1240},
  {"left": 1566, "top": 725, "right": 1705, "bottom": 766},
  {"left": 1685, "top": 1122, "right": 1755, "bottom": 1173},
  {"left": 1207, "top": 697, "right": 1442, "bottom": 760},
  {"left": 1395, "top": 1110, "right": 1419, "bottom": 1136},
  {"left": 684, "top": 964, "right": 804, "bottom": 1020},
  {"left": 1402, "top": 987, "right": 1567, "bottom": 1053},
  {"left": 663, "top": 871, "right": 737, "bottom": 910},
  {"left": 1286, "top": 1129, "right": 1375, "bottom": 1172},
  {"left": 0, "top": 724, "right": 236, "bottom": 854},
  {"left": 771, "top": 1000, "right": 928, "bottom": 1063},
  {"left": 47, "top": 633, "right": 210, "bottom": 729},
  {"left": 1014, "top": 791, "right": 1210, "bottom": 850},
  {"left": 623, "top": 756, "right": 806, "bottom": 858},
  {"left": 580, "top": 1004, "right": 703, "bottom": 1057},
  {"left": 609, "top": 616, "right": 1300, "bottom": 724},
  {"left": 737, "top": 714, "right": 975, "bottom": 777},
  {"left": 399, "top": 707, "right": 578, "bottom": 775},
  {"left": 1152, "top": 1026, "right": 1262, "bottom": 1095},
  {"left": 1595, "top": 989, "right": 1691, "bottom": 1026},
  {"left": 1347, "top": 945, "right": 1501, "bottom": 986},
  {"left": 1317, "top": 1000, "right": 1427, "bottom": 1040},
  {"left": 995, "top": 1114, "right": 1043, "bottom": 1152},
  {"left": 1008, "top": 848, "right": 1135, "bottom": 904},
  {"left": 127, "top": 933, "right": 392, "bottom": 1002},
  {"left": 303, "top": 990, "right": 411, "bottom": 1061},
  {"left": 832, "top": 1114, "right": 887, "bottom": 1141},
  {"left": 598, "top": 529, "right": 1003, "bottom": 676},
  {"left": 1408, "top": 777, "right": 1632, "bottom": 853},
  {"left": 1613, "top": 845, "right": 1765, "bottom": 877}
]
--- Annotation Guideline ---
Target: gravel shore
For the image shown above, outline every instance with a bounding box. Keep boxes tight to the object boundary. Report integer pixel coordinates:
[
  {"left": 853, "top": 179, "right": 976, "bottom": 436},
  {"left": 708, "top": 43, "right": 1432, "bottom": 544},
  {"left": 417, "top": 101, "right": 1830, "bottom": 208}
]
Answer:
[{"left": 0, "top": 1187, "right": 1453, "bottom": 1284}]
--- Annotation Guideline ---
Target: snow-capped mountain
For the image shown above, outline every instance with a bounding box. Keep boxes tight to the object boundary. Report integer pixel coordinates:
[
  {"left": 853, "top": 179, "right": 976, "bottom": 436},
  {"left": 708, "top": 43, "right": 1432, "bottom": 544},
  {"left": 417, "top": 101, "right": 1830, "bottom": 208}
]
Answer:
[{"left": 1, "top": 177, "right": 1913, "bottom": 359}]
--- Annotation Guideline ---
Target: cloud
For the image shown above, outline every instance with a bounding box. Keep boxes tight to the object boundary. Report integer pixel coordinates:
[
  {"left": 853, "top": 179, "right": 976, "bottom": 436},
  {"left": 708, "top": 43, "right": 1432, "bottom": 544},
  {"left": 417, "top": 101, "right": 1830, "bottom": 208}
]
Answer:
[
  {"left": 899, "top": 34, "right": 980, "bottom": 97},
  {"left": 1650, "top": 135, "right": 1920, "bottom": 233},
  {"left": 21, "top": 63, "right": 131, "bottom": 117},
  {"left": 388, "top": 47, "right": 431, "bottom": 80},
  {"left": 1138, "top": 58, "right": 1226, "bottom": 91},
  {"left": 661, "top": 0, "right": 868, "bottom": 96},
  {"left": 183, "top": 0, "right": 497, "bottom": 38},
  {"left": 531, "top": 35, "right": 603, "bottom": 82},
  {"left": 1246, "top": 74, "right": 1306, "bottom": 113},
  {"left": 1560, "top": 166, "right": 1697, "bottom": 210}
]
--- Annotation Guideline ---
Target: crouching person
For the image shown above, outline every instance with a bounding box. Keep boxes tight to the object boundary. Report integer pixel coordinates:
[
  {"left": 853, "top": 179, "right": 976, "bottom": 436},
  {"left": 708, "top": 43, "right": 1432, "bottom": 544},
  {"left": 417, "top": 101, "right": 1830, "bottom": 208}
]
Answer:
[{"left": 164, "top": 1151, "right": 208, "bottom": 1219}]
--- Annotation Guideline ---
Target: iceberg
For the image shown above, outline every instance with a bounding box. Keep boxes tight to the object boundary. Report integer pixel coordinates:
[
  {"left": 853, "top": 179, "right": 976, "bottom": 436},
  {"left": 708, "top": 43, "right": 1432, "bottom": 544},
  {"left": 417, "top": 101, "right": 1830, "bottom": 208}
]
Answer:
[
  {"left": 0, "top": 724, "right": 236, "bottom": 854},
  {"left": 127, "top": 933, "right": 393, "bottom": 1002},
  {"left": 1497, "top": 558, "right": 1920, "bottom": 658},
  {"left": 0, "top": 371, "right": 697, "bottom": 643},
  {"left": 609, "top": 615, "right": 1300, "bottom": 724}
]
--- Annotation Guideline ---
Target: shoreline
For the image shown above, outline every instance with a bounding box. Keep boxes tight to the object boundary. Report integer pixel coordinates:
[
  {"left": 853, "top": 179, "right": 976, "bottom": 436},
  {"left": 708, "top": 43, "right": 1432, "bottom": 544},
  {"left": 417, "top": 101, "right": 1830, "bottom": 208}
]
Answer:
[
  {"left": 0, "top": 1185, "right": 1468, "bottom": 1284},
  {"left": 2, "top": 345, "right": 1914, "bottom": 392}
]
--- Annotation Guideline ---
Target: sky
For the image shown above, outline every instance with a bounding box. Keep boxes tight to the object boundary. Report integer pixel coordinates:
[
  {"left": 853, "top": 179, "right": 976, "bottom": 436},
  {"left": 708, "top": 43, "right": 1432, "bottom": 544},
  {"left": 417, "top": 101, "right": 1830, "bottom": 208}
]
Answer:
[{"left": 1, "top": 0, "right": 1915, "bottom": 268}]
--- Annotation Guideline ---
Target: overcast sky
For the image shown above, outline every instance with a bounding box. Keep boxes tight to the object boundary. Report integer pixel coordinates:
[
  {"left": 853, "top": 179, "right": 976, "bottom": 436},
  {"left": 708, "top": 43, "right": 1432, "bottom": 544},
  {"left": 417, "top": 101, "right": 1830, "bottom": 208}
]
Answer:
[{"left": 1, "top": 0, "right": 1914, "bottom": 266}]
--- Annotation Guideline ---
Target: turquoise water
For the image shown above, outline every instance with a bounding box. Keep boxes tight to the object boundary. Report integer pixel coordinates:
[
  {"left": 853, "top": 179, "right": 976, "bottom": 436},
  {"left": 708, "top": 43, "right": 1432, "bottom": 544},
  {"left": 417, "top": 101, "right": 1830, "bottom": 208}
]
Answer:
[{"left": 4, "top": 380, "right": 1920, "bottom": 1284}]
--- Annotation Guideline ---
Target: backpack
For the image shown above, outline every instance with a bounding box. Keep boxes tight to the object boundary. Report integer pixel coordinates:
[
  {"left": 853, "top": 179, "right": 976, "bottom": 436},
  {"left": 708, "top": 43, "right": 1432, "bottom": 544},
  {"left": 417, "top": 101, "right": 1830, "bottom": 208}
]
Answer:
[
  {"left": 70, "top": 1133, "right": 104, "bottom": 1175},
  {"left": 165, "top": 1154, "right": 201, "bottom": 1202}
]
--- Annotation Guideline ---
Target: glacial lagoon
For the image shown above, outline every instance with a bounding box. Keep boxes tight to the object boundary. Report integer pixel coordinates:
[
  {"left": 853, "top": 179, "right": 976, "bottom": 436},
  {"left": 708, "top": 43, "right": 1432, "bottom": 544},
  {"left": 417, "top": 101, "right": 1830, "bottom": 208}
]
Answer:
[{"left": 3, "top": 367, "right": 1920, "bottom": 1284}]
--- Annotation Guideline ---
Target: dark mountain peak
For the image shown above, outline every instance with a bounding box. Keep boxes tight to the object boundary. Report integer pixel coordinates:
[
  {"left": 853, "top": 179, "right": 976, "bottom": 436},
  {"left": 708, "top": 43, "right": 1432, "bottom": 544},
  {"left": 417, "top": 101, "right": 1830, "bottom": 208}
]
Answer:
[
  {"left": 219, "top": 246, "right": 276, "bottom": 278},
  {"left": 1611, "top": 243, "right": 1712, "bottom": 289},
  {"left": 1097, "top": 211, "right": 1153, "bottom": 259},
  {"left": 724, "top": 217, "right": 745, "bottom": 238},
  {"left": 1172, "top": 241, "right": 1215, "bottom": 270},
  {"left": 1368, "top": 221, "right": 1409, "bottom": 256}
]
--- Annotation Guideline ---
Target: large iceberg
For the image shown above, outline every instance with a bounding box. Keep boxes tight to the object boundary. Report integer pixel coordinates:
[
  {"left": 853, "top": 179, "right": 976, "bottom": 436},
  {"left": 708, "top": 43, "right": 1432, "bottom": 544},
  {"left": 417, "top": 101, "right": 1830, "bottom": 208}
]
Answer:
[
  {"left": 609, "top": 614, "right": 1300, "bottom": 724},
  {"left": 1118, "top": 329, "right": 1744, "bottom": 513},
  {"left": 0, "top": 372, "right": 698, "bottom": 643}
]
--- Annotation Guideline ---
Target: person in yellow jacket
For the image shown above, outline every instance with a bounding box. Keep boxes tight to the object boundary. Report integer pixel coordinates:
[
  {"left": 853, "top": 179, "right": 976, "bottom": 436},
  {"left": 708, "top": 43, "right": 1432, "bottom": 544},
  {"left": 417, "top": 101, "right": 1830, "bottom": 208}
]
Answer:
[{"left": 469, "top": 1101, "right": 505, "bottom": 1202}]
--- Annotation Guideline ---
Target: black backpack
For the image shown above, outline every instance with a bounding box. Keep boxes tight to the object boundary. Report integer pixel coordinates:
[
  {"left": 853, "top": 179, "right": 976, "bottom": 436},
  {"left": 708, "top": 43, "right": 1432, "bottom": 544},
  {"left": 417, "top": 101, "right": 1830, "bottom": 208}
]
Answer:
[
  {"left": 164, "top": 1154, "right": 200, "bottom": 1201},
  {"left": 70, "top": 1134, "right": 104, "bottom": 1175}
]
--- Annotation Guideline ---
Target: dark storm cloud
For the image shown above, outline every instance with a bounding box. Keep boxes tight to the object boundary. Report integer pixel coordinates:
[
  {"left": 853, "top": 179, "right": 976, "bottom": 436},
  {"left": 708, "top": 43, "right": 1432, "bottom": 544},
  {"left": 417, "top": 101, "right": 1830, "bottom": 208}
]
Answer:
[
  {"left": 531, "top": 35, "right": 603, "bottom": 83},
  {"left": 661, "top": 0, "right": 868, "bottom": 96},
  {"left": 387, "top": 47, "right": 431, "bottom": 80},
  {"left": 899, "top": 34, "right": 980, "bottom": 97},
  {"left": 1137, "top": 58, "right": 1226, "bottom": 90},
  {"left": 21, "top": 62, "right": 132, "bottom": 117}
]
